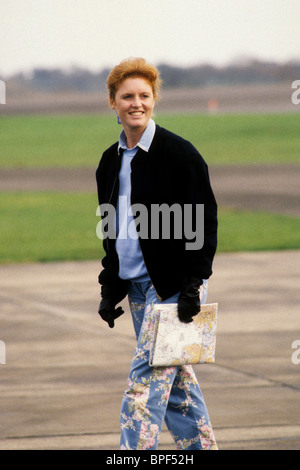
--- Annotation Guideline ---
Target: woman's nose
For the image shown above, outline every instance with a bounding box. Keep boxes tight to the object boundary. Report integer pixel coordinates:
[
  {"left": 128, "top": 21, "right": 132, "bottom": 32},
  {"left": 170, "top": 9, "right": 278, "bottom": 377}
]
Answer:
[{"left": 132, "top": 96, "right": 142, "bottom": 107}]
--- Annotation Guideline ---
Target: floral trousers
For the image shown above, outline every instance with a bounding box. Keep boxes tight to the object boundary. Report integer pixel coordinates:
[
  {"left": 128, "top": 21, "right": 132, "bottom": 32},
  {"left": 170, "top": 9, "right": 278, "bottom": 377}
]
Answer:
[{"left": 119, "top": 280, "right": 218, "bottom": 450}]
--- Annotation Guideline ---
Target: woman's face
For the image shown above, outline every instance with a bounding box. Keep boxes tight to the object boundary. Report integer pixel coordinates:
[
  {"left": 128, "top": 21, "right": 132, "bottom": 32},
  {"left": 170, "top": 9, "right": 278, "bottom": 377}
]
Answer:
[{"left": 110, "top": 76, "right": 155, "bottom": 134}]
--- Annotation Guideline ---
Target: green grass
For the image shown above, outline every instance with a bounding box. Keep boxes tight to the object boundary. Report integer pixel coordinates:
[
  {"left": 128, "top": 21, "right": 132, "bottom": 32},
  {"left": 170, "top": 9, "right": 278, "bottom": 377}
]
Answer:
[
  {"left": 218, "top": 209, "right": 300, "bottom": 252},
  {"left": 0, "top": 113, "right": 299, "bottom": 168},
  {"left": 157, "top": 113, "right": 300, "bottom": 165},
  {"left": 0, "top": 192, "right": 102, "bottom": 263},
  {"left": 1, "top": 113, "right": 299, "bottom": 263},
  {"left": 0, "top": 192, "right": 299, "bottom": 263},
  {"left": 0, "top": 114, "right": 115, "bottom": 168}
]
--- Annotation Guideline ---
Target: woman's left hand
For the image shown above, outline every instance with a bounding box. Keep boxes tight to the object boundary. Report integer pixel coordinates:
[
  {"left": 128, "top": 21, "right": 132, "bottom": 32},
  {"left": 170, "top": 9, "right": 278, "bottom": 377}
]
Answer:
[{"left": 177, "top": 277, "right": 202, "bottom": 323}]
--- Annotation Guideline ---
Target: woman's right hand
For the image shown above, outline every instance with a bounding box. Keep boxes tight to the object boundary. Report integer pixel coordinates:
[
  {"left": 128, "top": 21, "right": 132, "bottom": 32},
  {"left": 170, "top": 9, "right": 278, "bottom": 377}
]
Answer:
[{"left": 98, "top": 298, "right": 124, "bottom": 328}]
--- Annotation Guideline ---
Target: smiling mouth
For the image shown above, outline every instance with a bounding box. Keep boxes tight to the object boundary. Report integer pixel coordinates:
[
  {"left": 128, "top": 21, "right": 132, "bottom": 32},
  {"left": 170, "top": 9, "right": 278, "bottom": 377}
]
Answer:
[{"left": 129, "top": 111, "right": 144, "bottom": 116}]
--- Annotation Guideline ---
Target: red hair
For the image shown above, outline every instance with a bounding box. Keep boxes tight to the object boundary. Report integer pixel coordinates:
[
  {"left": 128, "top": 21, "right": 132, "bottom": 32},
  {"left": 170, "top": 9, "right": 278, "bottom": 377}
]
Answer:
[{"left": 107, "top": 57, "right": 162, "bottom": 102}]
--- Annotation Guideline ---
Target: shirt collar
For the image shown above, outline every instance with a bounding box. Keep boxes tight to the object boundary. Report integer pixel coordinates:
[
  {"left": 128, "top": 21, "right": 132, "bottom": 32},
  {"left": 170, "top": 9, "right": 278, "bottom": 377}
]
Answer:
[{"left": 118, "top": 118, "right": 156, "bottom": 154}]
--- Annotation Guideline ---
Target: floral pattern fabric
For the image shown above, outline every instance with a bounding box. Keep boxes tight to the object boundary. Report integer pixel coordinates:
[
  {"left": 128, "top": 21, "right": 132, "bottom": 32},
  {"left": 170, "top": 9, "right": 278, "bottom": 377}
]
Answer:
[{"left": 119, "top": 281, "right": 218, "bottom": 450}]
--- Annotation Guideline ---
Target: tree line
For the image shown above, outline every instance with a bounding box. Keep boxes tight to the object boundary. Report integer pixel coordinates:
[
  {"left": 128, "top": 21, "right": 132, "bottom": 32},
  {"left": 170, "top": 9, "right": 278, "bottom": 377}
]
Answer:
[{"left": 5, "top": 59, "right": 300, "bottom": 93}]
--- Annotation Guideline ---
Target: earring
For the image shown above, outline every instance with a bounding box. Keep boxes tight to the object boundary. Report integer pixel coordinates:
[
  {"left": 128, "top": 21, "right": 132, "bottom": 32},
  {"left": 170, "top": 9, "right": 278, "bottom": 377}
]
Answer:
[{"left": 115, "top": 111, "right": 121, "bottom": 125}]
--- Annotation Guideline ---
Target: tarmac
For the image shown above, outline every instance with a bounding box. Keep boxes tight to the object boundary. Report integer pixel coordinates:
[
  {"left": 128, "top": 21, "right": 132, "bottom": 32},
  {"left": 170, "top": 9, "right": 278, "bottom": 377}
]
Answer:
[
  {"left": 0, "top": 249, "right": 300, "bottom": 450},
  {"left": 1, "top": 164, "right": 300, "bottom": 217}
]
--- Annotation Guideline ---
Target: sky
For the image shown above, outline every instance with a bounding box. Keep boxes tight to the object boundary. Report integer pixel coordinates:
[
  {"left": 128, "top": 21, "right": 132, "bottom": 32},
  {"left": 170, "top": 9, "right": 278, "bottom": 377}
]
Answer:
[{"left": 1, "top": 0, "right": 300, "bottom": 77}]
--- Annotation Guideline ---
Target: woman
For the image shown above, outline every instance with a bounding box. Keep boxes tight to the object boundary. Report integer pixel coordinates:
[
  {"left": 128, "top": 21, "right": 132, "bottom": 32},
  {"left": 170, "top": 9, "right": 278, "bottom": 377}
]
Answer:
[{"left": 96, "top": 58, "right": 218, "bottom": 450}]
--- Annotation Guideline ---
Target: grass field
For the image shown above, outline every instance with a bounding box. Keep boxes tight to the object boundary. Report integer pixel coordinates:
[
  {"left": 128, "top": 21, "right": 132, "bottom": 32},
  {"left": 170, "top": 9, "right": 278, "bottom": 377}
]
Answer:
[
  {"left": 0, "top": 112, "right": 299, "bottom": 263},
  {"left": 0, "top": 192, "right": 99, "bottom": 263},
  {"left": 1, "top": 192, "right": 300, "bottom": 263},
  {"left": 1, "top": 112, "right": 300, "bottom": 168}
]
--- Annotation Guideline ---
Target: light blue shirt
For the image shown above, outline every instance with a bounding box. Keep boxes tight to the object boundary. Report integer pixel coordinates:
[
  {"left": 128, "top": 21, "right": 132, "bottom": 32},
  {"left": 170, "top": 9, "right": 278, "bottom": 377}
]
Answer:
[{"left": 116, "top": 119, "right": 156, "bottom": 281}]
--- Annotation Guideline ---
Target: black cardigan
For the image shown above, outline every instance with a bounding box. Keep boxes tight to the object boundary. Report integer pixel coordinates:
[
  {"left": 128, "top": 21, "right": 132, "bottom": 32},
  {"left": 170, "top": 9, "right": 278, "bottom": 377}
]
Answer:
[{"left": 96, "top": 124, "right": 218, "bottom": 301}]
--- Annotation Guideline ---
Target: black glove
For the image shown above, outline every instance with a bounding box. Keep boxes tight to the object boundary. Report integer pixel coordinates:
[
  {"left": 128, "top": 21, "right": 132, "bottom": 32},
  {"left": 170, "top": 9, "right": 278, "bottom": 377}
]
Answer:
[
  {"left": 98, "top": 281, "right": 128, "bottom": 328},
  {"left": 177, "top": 276, "right": 202, "bottom": 323},
  {"left": 98, "top": 298, "right": 124, "bottom": 328}
]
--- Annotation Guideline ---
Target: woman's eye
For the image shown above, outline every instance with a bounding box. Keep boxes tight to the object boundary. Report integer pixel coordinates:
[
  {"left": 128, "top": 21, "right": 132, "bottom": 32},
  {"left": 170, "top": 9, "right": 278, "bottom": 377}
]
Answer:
[{"left": 122, "top": 93, "right": 150, "bottom": 100}]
